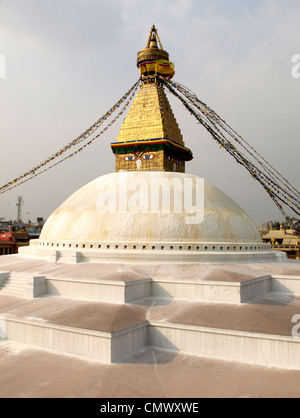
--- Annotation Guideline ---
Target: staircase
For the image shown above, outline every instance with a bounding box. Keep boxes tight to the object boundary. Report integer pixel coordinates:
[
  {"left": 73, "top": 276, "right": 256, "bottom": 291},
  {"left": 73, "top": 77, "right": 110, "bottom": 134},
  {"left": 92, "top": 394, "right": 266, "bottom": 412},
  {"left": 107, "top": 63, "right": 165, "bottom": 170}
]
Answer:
[{"left": 0, "top": 273, "right": 28, "bottom": 298}]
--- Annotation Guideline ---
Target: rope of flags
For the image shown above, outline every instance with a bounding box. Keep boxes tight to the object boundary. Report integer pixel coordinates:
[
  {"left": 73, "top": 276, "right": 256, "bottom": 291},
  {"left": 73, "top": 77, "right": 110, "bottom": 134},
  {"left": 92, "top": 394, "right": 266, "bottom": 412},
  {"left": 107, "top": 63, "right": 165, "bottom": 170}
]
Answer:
[
  {"left": 1, "top": 83, "right": 140, "bottom": 194},
  {"left": 1, "top": 72, "right": 299, "bottom": 220},
  {"left": 161, "top": 77, "right": 300, "bottom": 219},
  {"left": 0, "top": 80, "right": 140, "bottom": 194}
]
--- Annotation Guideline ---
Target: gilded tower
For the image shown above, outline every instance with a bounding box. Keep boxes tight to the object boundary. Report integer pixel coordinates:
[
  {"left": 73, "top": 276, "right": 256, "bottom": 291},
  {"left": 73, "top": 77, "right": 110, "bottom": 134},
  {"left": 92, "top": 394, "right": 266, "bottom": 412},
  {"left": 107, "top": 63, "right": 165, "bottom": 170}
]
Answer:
[{"left": 111, "top": 25, "right": 193, "bottom": 172}]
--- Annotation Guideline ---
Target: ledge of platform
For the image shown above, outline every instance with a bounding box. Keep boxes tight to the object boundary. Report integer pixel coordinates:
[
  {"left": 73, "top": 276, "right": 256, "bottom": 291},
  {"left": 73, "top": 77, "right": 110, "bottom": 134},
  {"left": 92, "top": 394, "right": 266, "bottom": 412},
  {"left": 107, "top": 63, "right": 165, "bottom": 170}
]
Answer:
[
  {"left": 1, "top": 291, "right": 300, "bottom": 368},
  {"left": 19, "top": 239, "right": 285, "bottom": 264}
]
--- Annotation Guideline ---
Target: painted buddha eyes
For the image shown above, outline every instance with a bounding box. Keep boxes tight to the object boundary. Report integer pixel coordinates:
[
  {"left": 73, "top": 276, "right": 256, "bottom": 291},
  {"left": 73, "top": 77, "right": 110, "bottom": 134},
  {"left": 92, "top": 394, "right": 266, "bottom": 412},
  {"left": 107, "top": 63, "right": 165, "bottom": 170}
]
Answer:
[
  {"left": 123, "top": 154, "right": 155, "bottom": 161},
  {"left": 142, "top": 154, "right": 155, "bottom": 160},
  {"left": 124, "top": 156, "right": 136, "bottom": 161},
  {"left": 123, "top": 154, "right": 181, "bottom": 166},
  {"left": 168, "top": 156, "right": 182, "bottom": 165}
]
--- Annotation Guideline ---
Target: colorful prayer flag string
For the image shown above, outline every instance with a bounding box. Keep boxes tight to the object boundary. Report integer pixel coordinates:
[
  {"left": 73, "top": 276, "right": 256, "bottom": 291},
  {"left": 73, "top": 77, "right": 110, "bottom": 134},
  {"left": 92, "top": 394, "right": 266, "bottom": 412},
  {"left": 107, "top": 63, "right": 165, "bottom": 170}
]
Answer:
[
  {"left": 2, "top": 73, "right": 299, "bottom": 222},
  {"left": 0, "top": 80, "right": 140, "bottom": 194},
  {"left": 0, "top": 81, "right": 140, "bottom": 194},
  {"left": 161, "top": 77, "right": 300, "bottom": 219}
]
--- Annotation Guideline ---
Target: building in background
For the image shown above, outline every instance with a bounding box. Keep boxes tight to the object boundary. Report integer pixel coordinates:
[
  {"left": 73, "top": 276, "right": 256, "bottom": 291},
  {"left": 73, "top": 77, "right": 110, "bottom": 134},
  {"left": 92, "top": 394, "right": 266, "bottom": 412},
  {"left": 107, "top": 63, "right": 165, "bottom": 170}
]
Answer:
[
  {"left": 0, "top": 217, "right": 45, "bottom": 256},
  {"left": 0, "top": 232, "right": 17, "bottom": 255},
  {"left": 261, "top": 220, "right": 300, "bottom": 260}
]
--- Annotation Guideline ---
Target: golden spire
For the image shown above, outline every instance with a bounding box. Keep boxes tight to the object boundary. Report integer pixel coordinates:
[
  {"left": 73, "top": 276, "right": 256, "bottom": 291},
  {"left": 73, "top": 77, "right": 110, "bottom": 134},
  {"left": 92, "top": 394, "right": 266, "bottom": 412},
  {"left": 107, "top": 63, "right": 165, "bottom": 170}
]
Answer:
[
  {"left": 137, "top": 25, "right": 175, "bottom": 81},
  {"left": 111, "top": 25, "right": 193, "bottom": 172},
  {"left": 145, "top": 24, "right": 164, "bottom": 49}
]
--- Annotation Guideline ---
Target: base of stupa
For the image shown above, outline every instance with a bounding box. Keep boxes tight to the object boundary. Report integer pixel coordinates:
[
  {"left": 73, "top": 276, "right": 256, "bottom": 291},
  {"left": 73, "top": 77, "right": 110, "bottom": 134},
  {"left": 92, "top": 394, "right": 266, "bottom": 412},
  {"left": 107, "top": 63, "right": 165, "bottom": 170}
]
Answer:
[
  {"left": 19, "top": 238, "right": 284, "bottom": 264},
  {"left": 1, "top": 254, "right": 300, "bottom": 369}
]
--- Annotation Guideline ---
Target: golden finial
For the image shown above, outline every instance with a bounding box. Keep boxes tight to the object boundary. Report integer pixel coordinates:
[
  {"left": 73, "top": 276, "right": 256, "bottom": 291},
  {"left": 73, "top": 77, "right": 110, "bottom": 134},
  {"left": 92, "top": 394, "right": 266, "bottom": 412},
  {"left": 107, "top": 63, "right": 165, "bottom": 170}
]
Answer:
[
  {"left": 137, "top": 25, "right": 175, "bottom": 80},
  {"left": 145, "top": 25, "right": 164, "bottom": 50}
]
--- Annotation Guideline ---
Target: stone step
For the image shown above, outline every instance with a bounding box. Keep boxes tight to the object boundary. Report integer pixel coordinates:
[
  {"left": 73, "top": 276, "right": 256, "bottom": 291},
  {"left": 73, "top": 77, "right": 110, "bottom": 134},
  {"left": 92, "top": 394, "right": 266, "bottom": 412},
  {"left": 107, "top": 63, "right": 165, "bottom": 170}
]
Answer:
[
  {"left": 2, "top": 314, "right": 148, "bottom": 364},
  {"left": 2, "top": 308, "right": 300, "bottom": 369},
  {"left": 45, "top": 274, "right": 273, "bottom": 304},
  {"left": 0, "top": 272, "right": 46, "bottom": 299},
  {"left": 0, "top": 270, "right": 289, "bottom": 305},
  {"left": 149, "top": 320, "right": 300, "bottom": 370},
  {"left": 0, "top": 276, "right": 28, "bottom": 297}
]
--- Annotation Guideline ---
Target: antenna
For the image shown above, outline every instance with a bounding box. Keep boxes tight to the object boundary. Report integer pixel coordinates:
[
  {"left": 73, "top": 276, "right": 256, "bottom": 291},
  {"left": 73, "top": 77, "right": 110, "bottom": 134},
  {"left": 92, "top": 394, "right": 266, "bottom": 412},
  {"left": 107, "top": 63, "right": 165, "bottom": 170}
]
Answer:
[{"left": 16, "top": 196, "right": 23, "bottom": 224}]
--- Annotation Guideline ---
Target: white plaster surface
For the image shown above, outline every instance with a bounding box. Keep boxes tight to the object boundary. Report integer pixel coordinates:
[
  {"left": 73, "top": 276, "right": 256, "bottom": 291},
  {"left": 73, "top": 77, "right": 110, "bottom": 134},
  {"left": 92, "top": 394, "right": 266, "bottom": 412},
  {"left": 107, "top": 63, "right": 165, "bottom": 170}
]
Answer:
[
  {"left": 1, "top": 256, "right": 300, "bottom": 369},
  {"left": 39, "top": 172, "right": 262, "bottom": 244},
  {"left": 19, "top": 171, "right": 283, "bottom": 264}
]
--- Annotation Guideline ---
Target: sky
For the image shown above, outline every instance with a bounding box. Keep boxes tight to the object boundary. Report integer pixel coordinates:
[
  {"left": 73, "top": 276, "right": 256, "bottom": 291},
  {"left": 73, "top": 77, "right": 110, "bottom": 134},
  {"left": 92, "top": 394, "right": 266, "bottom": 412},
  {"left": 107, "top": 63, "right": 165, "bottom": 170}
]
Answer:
[{"left": 0, "top": 0, "right": 299, "bottom": 225}]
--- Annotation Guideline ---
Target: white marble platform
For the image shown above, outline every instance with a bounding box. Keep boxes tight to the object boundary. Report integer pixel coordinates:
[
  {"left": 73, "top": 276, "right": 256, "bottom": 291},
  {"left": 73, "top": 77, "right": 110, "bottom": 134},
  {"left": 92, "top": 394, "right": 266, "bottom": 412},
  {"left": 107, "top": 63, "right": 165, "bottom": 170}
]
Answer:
[{"left": 1, "top": 255, "right": 300, "bottom": 369}]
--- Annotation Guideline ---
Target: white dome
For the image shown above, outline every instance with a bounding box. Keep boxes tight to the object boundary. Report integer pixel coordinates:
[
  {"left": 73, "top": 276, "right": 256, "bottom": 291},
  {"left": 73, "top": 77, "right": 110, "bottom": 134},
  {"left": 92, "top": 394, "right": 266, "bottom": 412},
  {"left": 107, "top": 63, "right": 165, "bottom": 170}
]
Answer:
[
  {"left": 40, "top": 172, "right": 261, "bottom": 244},
  {"left": 20, "top": 172, "right": 282, "bottom": 263}
]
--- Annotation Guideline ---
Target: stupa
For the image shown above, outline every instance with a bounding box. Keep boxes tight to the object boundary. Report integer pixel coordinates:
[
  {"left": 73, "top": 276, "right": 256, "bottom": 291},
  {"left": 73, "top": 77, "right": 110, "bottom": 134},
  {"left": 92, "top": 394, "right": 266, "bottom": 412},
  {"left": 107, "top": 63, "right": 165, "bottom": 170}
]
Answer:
[
  {"left": 1, "top": 26, "right": 300, "bottom": 373},
  {"left": 18, "top": 25, "right": 280, "bottom": 264}
]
